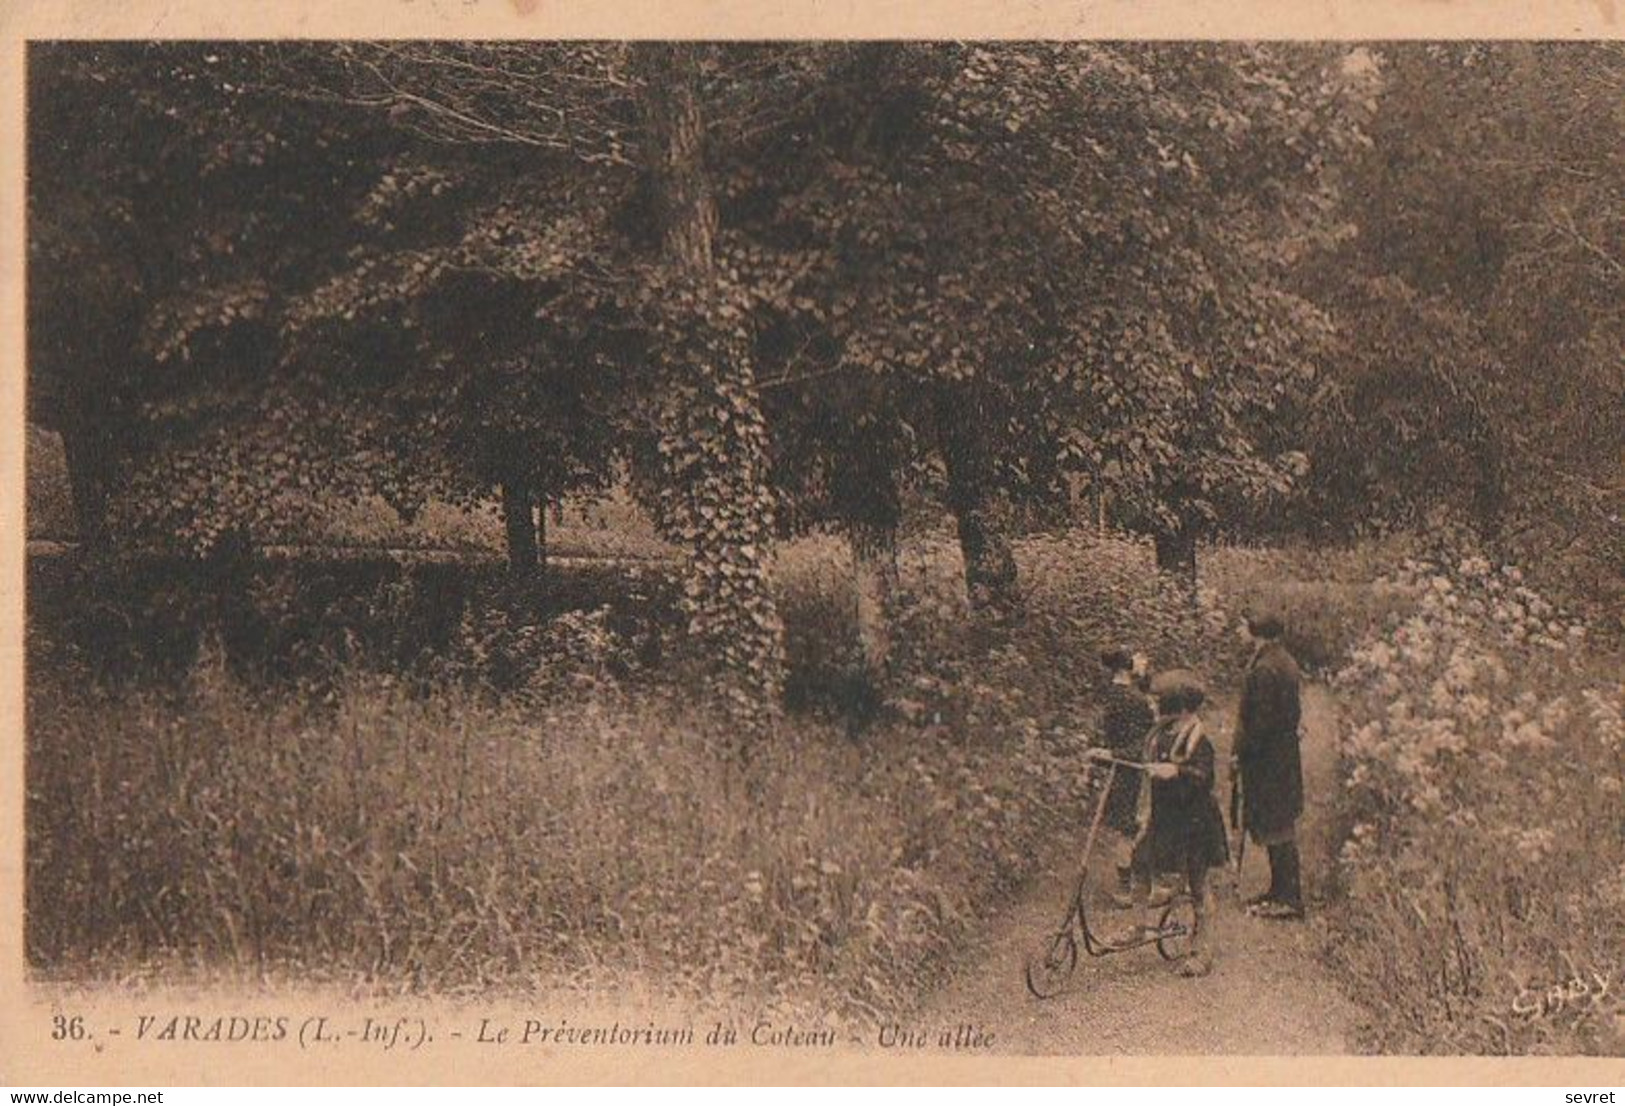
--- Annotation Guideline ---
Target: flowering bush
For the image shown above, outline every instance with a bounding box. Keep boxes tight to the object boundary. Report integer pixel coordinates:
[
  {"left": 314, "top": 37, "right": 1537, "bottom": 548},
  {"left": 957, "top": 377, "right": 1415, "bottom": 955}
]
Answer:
[
  {"left": 1018, "top": 531, "right": 1237, "bottom": 678},
  {"left": 1329, "top": 552, "right": 1624, "bottom": 1054}
]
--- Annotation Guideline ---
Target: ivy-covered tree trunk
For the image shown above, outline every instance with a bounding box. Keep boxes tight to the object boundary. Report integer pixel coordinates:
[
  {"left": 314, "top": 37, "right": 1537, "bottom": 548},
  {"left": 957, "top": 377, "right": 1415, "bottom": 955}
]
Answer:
[
  {"left": 637, "top": 43, "right": 786, "bottom": 714},
  {"left": 937, "top": 391, "right": 1022, "bottom": 619},
  {"left": 501, "top": 475, "right": 539, "bottom": 577},
  {"left": 1154, "top": 525, "right": 1199, "bottom": 606}
]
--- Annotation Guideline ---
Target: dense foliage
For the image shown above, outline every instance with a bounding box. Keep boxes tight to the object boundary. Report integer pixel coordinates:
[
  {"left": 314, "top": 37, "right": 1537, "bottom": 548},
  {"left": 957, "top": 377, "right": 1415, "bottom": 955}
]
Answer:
[
  {"left": 29, "top": 41, "right": 1396, "bottom": 702},
  {"left": 1298, "top": 44, "right": 1623, "bottom": 624},
  {"left": 43, "top": 42, "right": 1621, "bottom": 672}
]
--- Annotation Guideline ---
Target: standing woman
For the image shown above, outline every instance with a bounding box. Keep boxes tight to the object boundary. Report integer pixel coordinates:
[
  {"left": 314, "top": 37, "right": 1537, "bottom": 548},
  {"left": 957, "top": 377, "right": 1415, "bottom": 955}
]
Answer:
[{"left": 1233, "top": 612, "right": 1306, "bottom": 920}]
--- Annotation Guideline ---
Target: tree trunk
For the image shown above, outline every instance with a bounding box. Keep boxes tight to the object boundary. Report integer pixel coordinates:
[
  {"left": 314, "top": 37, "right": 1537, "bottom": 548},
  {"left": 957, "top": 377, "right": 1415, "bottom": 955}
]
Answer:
[
  {"left": 833, "top": 432, "right": 903, "bottom": 694},
  {"left": 637, "top": 43, "right": 786, "bottom": 715},
  {"left": 937, "top": 391, "right": 1021, "bottom": 619},
  {"left": 1154, "top": 526, "right": 1199, "bottom": 607},
  {"left": 849, "top": 517, "right": 900, "bottom": 689},
  {"left": 951, "top": 493, "right": 1021, "bottom": 618},
  {"left": 501, "top": 476, "right": 539, "bottom": 577},
  {"left": 58, "top": 416, "right": 114, "bottom": 550},
  {"left": 201, "top": 526, "right": 254, "bottom": 672},
  {"left": 536, "top": 501, "right": 548, "bottom": 580}
]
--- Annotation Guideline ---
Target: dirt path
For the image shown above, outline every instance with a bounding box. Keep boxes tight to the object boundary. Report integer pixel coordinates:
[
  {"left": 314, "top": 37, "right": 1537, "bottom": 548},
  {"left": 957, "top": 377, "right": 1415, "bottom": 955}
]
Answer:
[{"left": 916, "top": 686, "right": 1358, "bottom": 1054}]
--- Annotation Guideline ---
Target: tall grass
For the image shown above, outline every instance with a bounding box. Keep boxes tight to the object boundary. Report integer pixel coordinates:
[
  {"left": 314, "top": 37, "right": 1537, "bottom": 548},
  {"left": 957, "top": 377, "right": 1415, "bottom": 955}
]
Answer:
[
  {"left": 28, "top": 531, "right": 1126, "bottom": 1016},
  {"left": 31, "top": 661, "right": 828, "bottom": 1001}
]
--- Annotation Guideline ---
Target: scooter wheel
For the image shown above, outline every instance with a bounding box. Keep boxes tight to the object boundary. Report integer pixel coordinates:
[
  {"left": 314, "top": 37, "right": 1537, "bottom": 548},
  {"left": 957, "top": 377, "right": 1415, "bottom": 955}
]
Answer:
[
  {"left": 1155, "top": 897, "right": 1199, "bottom": 962},
  {"left": 1024, "top": 931, "right": 1078, "bottom": 999}
]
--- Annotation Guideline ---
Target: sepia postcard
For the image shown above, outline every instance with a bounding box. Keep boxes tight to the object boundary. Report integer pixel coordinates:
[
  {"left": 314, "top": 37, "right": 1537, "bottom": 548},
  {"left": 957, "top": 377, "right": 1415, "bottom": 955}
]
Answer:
[{"left": 2, "top": 0, "right": 1624, "bottom": 1088}]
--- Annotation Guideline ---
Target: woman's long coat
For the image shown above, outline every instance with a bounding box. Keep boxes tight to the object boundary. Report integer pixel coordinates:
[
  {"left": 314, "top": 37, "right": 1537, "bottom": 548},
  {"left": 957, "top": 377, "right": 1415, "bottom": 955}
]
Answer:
[{"left": 1234, "top": 640, "right": 1304, "bottom": 844}]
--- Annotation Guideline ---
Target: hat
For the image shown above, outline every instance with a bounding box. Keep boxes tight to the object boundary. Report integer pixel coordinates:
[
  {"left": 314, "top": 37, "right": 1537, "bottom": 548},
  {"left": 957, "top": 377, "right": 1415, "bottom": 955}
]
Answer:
[
  {"left": 1247, "top": 612, "right": 1286, "bottom": 640},
  {"left": 1149, "top": 668, "right": 1206, "bottom": 710},
  {"left": 1099, "top": 647, "right": 1134, "bottom": 672}
]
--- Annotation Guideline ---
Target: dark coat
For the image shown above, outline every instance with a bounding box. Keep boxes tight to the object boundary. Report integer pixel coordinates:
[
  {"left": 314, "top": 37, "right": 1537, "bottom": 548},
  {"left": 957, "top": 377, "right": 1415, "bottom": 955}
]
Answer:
[
  {"left": 1134, "top": 717, "right": 1230, "bottom": 876},
  {"left": 1096, "top": 681, "right": 1154, "bottom": 835},
  {"left": 1234, "top": 640, "right": 1304, "bottom": 843}
]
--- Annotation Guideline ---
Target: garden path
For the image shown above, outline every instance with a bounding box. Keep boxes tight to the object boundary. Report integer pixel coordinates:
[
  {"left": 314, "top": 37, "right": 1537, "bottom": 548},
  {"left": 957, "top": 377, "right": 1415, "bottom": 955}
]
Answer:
[{"left": 915, "top": 685, "right": 1358, "bottom": 1054}]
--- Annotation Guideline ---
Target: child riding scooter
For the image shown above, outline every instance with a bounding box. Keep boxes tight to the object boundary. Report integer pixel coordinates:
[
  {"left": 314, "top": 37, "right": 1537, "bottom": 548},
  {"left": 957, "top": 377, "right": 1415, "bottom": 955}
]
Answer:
[{"left": 1091, "top": 668, "right": 1228, "bottom": 978}]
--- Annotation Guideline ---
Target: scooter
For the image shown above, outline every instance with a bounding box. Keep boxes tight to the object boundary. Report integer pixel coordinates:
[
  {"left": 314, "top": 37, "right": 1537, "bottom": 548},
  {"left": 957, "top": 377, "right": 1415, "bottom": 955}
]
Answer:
[{"left": 1023, "top": 756, "right": 1199, "bottom": 999}]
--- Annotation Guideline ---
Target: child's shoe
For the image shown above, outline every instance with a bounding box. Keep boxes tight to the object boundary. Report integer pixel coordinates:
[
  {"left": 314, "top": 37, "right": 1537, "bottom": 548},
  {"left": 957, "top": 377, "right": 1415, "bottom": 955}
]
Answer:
[
  {"left": 1175, "top": 927, "right": 1214, "bottom": 977},
  {"left": 1175, "top": 952, "right": 1213, "bottom": 977},
  {"left": 1109, "top": 866, "right": 1136, "bottom": 910}
]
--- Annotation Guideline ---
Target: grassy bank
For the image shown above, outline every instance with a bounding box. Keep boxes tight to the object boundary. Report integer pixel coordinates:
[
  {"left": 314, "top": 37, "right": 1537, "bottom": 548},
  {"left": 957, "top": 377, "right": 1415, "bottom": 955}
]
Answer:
[
  {"left": 31, "top": 528, "right": 1178, "bottom": 1017},
  {"left": 30, "top": 663, "right": 1092, "bottom": 1018}
]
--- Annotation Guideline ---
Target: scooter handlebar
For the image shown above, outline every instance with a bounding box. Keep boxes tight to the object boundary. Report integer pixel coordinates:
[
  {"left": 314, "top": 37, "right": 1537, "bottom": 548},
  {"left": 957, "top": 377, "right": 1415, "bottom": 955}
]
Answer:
[{"left": 1085, "top": 750, "right": 1149, "bottom": 772}]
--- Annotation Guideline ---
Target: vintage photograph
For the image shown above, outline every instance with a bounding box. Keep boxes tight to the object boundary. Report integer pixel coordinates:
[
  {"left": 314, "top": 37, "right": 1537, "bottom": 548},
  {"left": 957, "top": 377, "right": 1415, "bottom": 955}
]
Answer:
[{"left": 21, "top": 40, "right": 1625, "bottom": 1060}]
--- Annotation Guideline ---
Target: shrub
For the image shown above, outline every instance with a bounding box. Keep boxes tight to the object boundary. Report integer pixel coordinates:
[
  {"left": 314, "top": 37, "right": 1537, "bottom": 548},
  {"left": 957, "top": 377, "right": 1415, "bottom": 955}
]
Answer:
[
  {"left": 776, "top": 534, "right": 868, "bottom": 720},
  {"left": 1204, "top": 538, "right": 1417, "bottom": 674},
  {"left": 1326, "top": 552, "right": 1625, "bottom": 1054}
]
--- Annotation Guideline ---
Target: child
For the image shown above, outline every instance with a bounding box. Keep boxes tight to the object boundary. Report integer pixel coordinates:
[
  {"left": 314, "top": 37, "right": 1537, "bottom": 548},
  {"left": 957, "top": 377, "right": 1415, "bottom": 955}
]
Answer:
[
  {"left": 1090, "top": 647, "right": 1155, "bottom": 909},
  {"left": 1123, "top": 669, "right": 1229, "bottom": 977}
]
